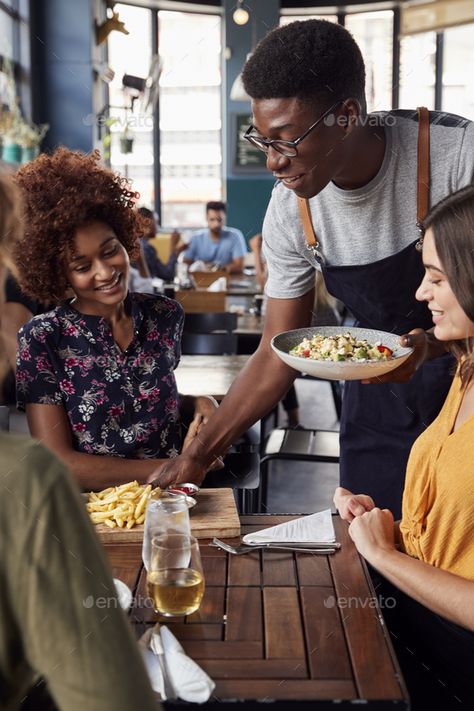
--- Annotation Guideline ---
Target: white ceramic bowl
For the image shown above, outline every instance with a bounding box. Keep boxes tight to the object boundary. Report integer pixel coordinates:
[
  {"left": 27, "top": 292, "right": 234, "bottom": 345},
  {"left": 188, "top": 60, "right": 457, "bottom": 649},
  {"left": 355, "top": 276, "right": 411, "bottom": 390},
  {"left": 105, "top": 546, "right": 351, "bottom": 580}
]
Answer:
[{"left": 271, "top": 326, "right": 413, "bottom": 382}]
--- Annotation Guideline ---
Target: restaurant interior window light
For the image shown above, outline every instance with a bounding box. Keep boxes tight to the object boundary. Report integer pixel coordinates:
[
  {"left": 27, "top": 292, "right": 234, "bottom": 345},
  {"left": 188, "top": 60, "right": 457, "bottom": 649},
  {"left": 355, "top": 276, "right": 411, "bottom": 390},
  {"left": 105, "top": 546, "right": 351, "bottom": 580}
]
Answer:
[
  {"left": 442, "top": 23, "right": 474, "bottom": 120},
  {"left": 280, "top": 14, "right": 338, "bottom": 26},
  {"left": 158, "top": 10, "right": 222, "bottom": 228},
  {"left": 399, "top": 31, "right": 436, "bottom": 109},
  {"left": 108, "top": 4, "right": 154, "bottom": 207},
  {"left": 345, "top": 11, "right": 393, "bottom": 112}
]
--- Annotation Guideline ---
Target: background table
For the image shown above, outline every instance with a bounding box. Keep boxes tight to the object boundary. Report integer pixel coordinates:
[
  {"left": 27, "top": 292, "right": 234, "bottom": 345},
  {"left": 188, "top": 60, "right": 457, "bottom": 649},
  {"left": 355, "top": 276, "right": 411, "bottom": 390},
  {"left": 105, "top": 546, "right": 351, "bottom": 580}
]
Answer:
[
  {"left": 107, "top": 515, "right": 409, "bottom": 708},
  {"left": 175, "top": 354, "right": 249, "bottom": 399}
]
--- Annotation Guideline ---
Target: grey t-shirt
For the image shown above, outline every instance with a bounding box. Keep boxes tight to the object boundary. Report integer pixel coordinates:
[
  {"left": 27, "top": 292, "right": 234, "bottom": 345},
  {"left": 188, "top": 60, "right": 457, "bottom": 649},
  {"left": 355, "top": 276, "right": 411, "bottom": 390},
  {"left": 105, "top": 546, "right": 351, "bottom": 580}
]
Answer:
[{"left": 262, "top": 110, "right": 474, "bottom": 299}]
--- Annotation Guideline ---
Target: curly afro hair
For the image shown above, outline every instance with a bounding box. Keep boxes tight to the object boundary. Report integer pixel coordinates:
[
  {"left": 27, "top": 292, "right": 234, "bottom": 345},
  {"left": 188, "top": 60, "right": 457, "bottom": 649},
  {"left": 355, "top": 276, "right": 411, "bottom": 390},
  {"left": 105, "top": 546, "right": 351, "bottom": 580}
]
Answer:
[
  {"left": 242, "top": 20, "right": 366, "bottom": 111},
  {"left": 13, "top": 147, "right": 143, "bottom": 304}
]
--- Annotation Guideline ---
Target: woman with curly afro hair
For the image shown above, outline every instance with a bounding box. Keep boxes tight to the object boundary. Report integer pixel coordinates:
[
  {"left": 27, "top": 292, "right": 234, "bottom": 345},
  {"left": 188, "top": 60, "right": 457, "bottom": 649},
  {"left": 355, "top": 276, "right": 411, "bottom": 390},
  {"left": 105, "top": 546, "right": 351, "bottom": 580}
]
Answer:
[{"left": 14, "top": 148, "right": 217, "bottom": 490}]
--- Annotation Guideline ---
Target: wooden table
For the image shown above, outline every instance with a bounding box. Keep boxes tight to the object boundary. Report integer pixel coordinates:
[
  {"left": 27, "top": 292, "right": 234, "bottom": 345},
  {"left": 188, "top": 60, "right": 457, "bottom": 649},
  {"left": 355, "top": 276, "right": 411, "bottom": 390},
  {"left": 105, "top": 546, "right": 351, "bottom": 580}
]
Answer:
[
  {"left": 106, "top": 515, "right": 409, "bottom": 708},
  {"left": 175, "top": 354, "right": 250, "bottom": 399}
]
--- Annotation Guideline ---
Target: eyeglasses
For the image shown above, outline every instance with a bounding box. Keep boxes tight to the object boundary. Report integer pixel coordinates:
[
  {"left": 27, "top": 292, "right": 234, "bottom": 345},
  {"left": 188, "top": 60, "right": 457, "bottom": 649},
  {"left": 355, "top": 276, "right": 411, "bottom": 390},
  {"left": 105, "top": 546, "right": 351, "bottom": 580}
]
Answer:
[{"left": 244, "top": 100, "right": 343, "bottom": 158}]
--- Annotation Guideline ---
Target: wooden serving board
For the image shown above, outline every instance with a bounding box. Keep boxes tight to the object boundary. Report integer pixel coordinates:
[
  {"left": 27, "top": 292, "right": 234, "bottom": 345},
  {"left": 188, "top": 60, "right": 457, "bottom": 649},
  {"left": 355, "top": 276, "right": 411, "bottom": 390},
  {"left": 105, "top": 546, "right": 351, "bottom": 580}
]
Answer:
[{"left": 87, "top": 488, "right": 240, "bottom": 543}]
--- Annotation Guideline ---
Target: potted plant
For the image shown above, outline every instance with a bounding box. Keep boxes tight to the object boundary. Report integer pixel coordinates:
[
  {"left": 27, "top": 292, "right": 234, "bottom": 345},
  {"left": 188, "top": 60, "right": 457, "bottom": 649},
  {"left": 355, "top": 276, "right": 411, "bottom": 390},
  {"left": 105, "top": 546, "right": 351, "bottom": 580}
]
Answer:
[
  {"left": 0, "top": 110, "right": 23, "bottom": 163},
  {"left": 17, "top": 120, "right": 49, "bottom": 163},
  {"left": 119, "top": 117, "right": 134, "bottom": 154}
]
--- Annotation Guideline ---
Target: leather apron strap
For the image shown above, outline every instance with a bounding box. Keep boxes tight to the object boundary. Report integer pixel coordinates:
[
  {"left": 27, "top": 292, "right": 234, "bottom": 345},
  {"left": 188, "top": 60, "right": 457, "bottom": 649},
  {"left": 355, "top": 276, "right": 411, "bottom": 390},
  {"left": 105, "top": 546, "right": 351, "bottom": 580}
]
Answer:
[{"left": 297, "top": 107, "right": 431, "bottom": 256}]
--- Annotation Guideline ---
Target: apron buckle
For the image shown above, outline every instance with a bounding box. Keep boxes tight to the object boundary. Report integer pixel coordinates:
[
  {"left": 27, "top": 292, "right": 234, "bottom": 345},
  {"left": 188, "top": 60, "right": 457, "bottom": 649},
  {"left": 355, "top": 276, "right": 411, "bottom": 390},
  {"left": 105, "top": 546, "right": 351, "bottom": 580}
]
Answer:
[
  {"left": 306, "top": 242, "right": 325, "bottom": 265},
  {"left": 415, "top": 221, "right": 424, "bottom": 252}
]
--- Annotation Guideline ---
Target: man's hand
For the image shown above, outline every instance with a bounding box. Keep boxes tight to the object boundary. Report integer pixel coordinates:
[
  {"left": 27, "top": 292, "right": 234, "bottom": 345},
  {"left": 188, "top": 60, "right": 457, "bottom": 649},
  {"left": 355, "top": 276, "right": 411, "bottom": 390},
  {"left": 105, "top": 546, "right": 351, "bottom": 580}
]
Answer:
[
  {"left": 362, "top": 328, "right": 431, "bottom": 384},
  {"left": 348, "top": 508, "right": 396, "bottom": 565},
  {"left": 333, "top": 486, "right": 375, "bottom": 522},
  {"left": 146, "top": 453, "right": 209, "bottom": 489}
]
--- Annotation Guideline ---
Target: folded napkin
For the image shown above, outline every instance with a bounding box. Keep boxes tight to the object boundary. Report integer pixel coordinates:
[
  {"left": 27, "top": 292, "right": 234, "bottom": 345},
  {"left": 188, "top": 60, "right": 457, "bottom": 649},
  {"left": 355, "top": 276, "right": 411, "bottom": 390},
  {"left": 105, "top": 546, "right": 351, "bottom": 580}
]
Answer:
[
  {"left": 139, "top": 623, "right": 215, "bottom": 702},
  {"left": 207, "top": 276, "right": 227, "bottom": 292},
  {"left": 188, "top": 260, "right": 206, "bottom": 272},
  {"left": 242, "top": 508, "right": 336, "bottom": 545}
]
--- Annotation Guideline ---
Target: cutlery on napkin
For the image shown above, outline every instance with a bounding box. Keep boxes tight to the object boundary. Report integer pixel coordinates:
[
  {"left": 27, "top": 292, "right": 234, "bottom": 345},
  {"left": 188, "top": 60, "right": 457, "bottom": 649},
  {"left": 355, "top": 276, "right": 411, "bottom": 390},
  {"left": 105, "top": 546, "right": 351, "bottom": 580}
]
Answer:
[
  {"left": 242, "top": 508, "right": 337, "bottom": 546},
  {"left": 139, "top": 623, "right": 215, "bottom": 702}
]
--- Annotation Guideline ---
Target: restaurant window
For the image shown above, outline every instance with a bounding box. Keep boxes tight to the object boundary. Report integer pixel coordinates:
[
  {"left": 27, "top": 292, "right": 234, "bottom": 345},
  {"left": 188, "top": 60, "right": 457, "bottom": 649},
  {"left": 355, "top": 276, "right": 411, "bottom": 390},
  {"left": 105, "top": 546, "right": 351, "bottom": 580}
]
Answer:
[
  {"left": 442, "top": 23, "right": 474, "bottom": 120},
  {"left": 399, "top": 32, "right": 436, "bottom": 109},
  {"left": 345, "top": 11, "right": 393, "bottom": 112},
  {"left": 108, "top": 4, "right": 155, "bottom": 209},
  {"left": 108, "top": 5, "right": 222, "bottom": 228},
  {"left": 158, "top": 11, "right": 222, "bottom": 228},
  {"left": 280, "top": 15, "right": 338, "bottom": 25}
]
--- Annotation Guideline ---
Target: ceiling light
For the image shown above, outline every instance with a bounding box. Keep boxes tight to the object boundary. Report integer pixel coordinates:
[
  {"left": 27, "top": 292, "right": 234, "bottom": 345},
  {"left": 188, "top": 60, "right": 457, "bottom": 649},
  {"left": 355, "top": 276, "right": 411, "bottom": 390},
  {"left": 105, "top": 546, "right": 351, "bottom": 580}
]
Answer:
[{"left": 233, "top": 2, "right": 249, "bottom": 26}]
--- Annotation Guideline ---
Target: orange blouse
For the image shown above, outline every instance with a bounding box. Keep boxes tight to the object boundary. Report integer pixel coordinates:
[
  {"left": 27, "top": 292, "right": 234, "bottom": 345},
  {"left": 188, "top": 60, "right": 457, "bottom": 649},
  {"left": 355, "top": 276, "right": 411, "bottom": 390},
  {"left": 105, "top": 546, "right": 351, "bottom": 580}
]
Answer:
[{"left": 400, "top": 368, "right": 474, "bottom": 580}]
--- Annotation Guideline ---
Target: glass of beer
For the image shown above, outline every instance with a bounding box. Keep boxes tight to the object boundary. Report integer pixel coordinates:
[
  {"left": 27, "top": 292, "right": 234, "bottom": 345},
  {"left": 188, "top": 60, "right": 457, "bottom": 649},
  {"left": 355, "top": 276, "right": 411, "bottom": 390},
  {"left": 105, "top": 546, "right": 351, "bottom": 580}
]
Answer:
[{"left": 147, "top": 533, "right": 205, "bottom": 617}]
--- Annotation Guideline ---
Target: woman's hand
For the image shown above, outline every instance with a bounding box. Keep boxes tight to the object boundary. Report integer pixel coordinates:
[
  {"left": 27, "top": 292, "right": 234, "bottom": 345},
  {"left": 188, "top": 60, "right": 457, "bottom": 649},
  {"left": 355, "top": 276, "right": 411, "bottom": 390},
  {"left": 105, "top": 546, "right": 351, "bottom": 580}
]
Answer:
[
  {"left": 333, "top": 486, "right": 375, "bottom": 522},
  {"left": 182, "top": 396, "right": 220, "bottom": 453},
  {"left": 348, "top": 508, "right": 396, "bottom": 565}
]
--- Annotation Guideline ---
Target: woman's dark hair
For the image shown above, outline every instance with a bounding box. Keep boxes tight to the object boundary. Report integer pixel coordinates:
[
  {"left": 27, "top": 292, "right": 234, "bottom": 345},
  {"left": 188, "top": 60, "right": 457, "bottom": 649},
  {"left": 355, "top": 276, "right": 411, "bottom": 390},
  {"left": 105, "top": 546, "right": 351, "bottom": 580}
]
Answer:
[
  {"left": 242, "top": 20, "right": 366, "bottom": 112},
  {"left": 14, "top": 148, "right": 144, "bottom": 304},
  {"left": 422, "top": 185, "right": 474, "bottom": 385}
]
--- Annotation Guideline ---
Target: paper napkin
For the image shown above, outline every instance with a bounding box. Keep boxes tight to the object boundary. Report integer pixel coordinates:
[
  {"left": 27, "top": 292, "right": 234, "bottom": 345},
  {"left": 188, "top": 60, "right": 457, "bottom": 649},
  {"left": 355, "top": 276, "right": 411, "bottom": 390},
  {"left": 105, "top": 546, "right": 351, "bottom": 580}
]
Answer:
[
  {"left": 139, "top": 623, "right": 215, "bottom": 702},
  {"left": 242, "top": 508, "right": 336, "bottom": 545}
]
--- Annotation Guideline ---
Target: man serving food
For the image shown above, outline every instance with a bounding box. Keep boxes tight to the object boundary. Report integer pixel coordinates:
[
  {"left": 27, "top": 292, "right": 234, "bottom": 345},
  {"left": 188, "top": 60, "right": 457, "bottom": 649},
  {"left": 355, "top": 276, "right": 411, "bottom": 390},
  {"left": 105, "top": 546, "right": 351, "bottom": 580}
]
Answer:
[{"left": 154, "top": 19, "right": 474, "bottom": 517}]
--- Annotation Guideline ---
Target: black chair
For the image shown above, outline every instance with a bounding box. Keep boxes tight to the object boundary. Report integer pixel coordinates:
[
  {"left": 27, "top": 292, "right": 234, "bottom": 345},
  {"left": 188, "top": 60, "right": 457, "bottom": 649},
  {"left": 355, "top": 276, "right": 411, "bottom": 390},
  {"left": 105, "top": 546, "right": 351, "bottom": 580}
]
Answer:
[
  {"left": 184, "top": 312, "right": 237, "bottom": 333},
  {"left": 258, "top": 427, "right": 340, "bottom": 513},
  {"left": 181, "top": 332, "right": 238, "bottom": 356},
  {"left": 182, "top": 312, "right": 238, "bottom": 356}
]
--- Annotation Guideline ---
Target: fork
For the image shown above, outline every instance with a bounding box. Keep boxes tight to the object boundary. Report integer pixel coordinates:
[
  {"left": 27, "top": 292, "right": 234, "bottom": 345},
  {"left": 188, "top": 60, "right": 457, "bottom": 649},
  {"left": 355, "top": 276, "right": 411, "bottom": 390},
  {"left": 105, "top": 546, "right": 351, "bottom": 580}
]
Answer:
[{"left": 210, "top": 537, "right": 338, "bottom": 555}]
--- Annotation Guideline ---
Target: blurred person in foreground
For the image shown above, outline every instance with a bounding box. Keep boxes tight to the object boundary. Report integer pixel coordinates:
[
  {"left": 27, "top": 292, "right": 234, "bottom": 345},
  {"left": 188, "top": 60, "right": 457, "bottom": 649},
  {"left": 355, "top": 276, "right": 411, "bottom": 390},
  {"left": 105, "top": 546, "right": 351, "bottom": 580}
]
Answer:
[
  {"left": 13, "top": 148, "right": 217, "bottom": 490},
  {"left": 183, "top": 201, "right": 247, "bottom": 274},
  {"left": 335, "top": 187, "right": 474, "bottom": 707},
  {"left": 0, "top": 173, "right": 161, "bottom": 711}
]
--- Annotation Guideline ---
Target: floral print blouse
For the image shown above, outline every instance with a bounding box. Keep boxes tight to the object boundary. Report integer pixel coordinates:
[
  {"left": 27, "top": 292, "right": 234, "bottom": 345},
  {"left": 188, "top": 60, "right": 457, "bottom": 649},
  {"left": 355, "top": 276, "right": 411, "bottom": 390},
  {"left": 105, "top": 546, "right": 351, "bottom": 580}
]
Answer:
[{"left": 16, "top": 293, "right": 184, "bottom": 460}]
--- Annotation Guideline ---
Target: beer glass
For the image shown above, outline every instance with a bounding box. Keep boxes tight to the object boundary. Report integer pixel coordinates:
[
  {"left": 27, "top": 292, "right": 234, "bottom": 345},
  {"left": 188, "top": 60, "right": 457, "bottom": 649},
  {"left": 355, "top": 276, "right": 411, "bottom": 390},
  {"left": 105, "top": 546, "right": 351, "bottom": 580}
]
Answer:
[{"left": 147, "top": 533, "right": 205, "bottom": 617}]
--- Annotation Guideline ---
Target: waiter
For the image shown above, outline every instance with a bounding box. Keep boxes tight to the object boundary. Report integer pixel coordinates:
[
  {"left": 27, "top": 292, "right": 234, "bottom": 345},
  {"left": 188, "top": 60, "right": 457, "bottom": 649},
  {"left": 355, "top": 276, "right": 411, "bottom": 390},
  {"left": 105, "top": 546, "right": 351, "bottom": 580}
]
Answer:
[{"left": 154, "top": 19, "right": 474, "bottom": 518}]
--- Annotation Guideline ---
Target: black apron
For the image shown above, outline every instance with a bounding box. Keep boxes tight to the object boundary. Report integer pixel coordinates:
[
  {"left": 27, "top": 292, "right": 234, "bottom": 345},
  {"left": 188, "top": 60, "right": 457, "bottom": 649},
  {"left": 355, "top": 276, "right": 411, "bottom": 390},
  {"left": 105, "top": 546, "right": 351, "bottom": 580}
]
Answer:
[
  {"left": 297, "top": 108, "right": 454, "bottom": 518},
  {"left": 322, "top": 243, "right": 454, "bottom": 518}
]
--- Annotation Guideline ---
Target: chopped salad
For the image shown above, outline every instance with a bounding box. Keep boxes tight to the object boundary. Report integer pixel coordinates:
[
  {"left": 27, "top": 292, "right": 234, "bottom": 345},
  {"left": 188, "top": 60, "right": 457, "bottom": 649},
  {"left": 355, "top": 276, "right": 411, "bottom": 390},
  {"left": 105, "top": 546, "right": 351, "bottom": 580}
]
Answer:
[{"left": 290, "top": 332, "right": 394, "bottom": 363}]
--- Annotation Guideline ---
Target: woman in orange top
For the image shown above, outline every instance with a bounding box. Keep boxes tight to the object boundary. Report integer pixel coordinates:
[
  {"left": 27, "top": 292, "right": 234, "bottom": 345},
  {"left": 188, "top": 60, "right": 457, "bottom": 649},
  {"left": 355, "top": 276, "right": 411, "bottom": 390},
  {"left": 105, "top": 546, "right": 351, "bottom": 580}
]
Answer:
[{"left": 334, "top": 185, "right": 474, "bottom": 707}]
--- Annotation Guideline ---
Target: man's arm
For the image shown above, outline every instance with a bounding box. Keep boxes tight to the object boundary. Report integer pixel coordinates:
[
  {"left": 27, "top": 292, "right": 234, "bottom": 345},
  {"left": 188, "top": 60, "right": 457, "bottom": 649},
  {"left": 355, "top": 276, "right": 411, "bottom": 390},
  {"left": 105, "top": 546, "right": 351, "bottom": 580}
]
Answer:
[
  {"left": 225, "top": 256, "right": 244, "bottom": 274},
  {"left": 151, "top": 288, "right": 316, "bottom": 487}
]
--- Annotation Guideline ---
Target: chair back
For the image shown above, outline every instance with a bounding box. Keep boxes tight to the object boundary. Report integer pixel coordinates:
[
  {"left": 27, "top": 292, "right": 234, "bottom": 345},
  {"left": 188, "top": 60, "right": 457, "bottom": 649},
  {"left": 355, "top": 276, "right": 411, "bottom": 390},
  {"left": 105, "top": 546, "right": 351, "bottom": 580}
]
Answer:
[
  {"left": 174, "top": 290, "right": 226, "bottom": 313},
  {"left": 184, "top": 312, "right": 237, "bottom": 334},
  {"left": 181, "top": 332, "right": 238, "bottom": 355},
  {"left": 190, "top": 270, "right": 228, "bottom": 289}
]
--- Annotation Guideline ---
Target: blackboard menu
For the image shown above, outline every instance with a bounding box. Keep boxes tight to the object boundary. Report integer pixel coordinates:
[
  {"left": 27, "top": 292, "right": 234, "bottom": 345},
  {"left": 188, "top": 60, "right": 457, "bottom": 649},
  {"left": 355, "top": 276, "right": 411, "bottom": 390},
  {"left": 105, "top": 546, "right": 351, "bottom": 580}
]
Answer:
[{"left": 234, "top": 113, "right": 268, "bottom": 172}]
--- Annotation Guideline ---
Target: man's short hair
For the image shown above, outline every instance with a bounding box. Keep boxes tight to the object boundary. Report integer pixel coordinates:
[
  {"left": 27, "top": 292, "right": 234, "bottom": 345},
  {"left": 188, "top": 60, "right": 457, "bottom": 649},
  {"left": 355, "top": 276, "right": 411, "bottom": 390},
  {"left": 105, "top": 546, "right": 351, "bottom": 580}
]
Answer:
[
  {"left": 206, "top": 201, "right": 226, "bottom": 213},
  {"left": 137, "top": 207, "right": 154, "bottom": 220},
  {"left": 242, "top": 20, "right": 366, "bottom": 112}
]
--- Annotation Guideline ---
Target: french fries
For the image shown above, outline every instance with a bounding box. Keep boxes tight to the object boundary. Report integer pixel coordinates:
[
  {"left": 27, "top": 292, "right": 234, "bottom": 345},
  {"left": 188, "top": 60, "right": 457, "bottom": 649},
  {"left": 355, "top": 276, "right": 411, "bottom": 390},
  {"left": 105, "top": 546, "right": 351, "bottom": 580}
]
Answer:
[{"left": 86, "top": 481, "right": 161, "bottom": 529}]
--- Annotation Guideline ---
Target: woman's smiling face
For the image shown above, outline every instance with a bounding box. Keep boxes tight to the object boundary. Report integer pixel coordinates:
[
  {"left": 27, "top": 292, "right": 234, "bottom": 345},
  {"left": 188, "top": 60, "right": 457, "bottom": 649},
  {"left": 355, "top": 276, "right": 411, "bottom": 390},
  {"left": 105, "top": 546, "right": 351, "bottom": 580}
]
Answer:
[
  {"left": 66, "top": 221, "right": 129, "bottom": 311},
  {"left": 416, "top": 227, "right": 474, "bottom": 341}
]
